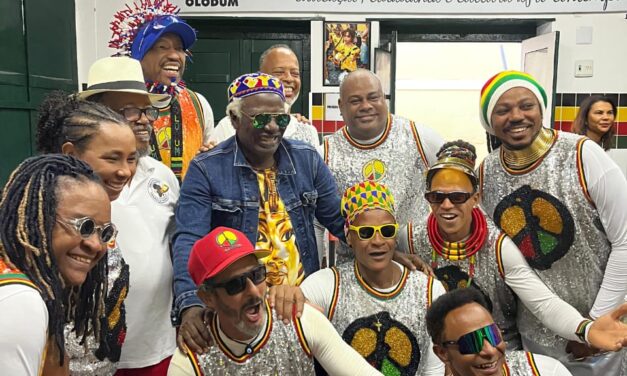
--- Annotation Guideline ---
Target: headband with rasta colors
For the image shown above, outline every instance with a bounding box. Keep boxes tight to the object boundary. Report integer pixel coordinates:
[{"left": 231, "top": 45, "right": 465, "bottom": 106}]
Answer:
[
  {"left": 479, "top": 71, "right": 547, "bottom": 135},
  {"left": 341, "top": 181, "right": 395, "bottom": 224},
  {"left": 227, "top": 72, "right": 285, "bottom": 102},
  {"left": 109, "top": 0, "right": 196, "bottom": 60}
]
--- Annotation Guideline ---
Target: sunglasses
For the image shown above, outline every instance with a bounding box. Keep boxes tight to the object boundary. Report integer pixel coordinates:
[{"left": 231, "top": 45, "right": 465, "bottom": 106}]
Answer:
[
  {"left": 56, "top": 216, "right": 118, "bottom": 244},
  {"left": 424, "top": 191, "right": 474, "bottom": 205},
  {"left": 119, "top": 107, "right": 159, "bottom": 122},
  {"left": 442, "top": 323, "right": 503, "bottom": 355},
  {"left": 209, "top": 265, "right": 267, "bottom": 295},
  {"left": 241, "top": 111, "right": 290, "bottom": 129},
  {"left": 348, "top": 223, "right": 398, "bottom": 241}
]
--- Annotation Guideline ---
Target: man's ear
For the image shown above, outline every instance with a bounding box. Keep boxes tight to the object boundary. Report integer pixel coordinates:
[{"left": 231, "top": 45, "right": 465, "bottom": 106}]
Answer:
[
  {"left": 61, "top": 142, "right": 77, "bottom": 156},
  {"left": 337, "top": 98, "right": 343, "bottom": 117},
  {"left": 229, "top": 111, "right": 240, "bottom": 131},
  {"left": 433, "top": 344, "right": 451, "bottom": 364},
  {"left": 197, "top": 289, "right": 216, "bottom": 311}
]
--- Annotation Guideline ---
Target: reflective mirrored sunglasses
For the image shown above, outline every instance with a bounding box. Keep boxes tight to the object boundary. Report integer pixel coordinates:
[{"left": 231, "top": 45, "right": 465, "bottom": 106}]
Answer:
[
  {"left": 120, "top": 107, "right": 159, "bottom": 122},
  {"left": 424, "top": 191, "right": 473, "bottom": 205},
  {"left": 209, "top": 264, "right": 267, "bottom": 295},
  {"left": 348, "top": 223, "right": 399, "bottom": 241},
  {"left": 241, "top": 111, "right": 290, "bottom": 129},
  {"left": 56, "top": 216, "right": 118, "bottom": 244},
  {"left": 442, "top": 323, "right": 503, "bottom": 355}
]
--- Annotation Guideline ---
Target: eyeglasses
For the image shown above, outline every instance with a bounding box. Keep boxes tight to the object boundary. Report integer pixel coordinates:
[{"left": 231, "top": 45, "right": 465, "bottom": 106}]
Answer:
[
  {"left": 241, "top": 111, "right": 290, "bottom": 129},
  {"left": 56, "top": 216, "right": 118, "bottom": 244},
  {"left": 209, "top": 265, "right": 267, "bottom": 295},
  {"left": 442, "top": 323, "right": 503, "bottom": 355},
  {"left": 119, "top": 107, "right": 159, "bottom": 122},
  {"left": 348, "top": 223, "right": 398, "bottom": 241},
  {"left": 424, "top": 191, "right": 474, "bottom": 205}
]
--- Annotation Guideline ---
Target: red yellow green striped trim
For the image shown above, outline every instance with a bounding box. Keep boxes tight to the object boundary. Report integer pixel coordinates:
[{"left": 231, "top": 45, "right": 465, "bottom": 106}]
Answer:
[
  {"left": 323, "top": 138, "right": 330, "bottom": 165},
  {"left": 478, "top": 160, "right": 485, "bottom": 202},
  {"left": 409, "top": 121, "right": 429, "bottom": 168},
  {"left": 500, "top": 129, "right": 558, "bottom": 175},
  {"left": 0, "top": 273, "right": 38, "bottom": 291},
  {"left": 576, "top": 137, "right": 595, "bottom": 207},
  {"left": 293, "top": 312, "right": 312, "bottom": 357},
  {"left": 501, "top": 362, "right": 511, "bottom": 376},
  {"left": 426, "top": 276, "right": 435, "bottom": 307},
  {"left": 406, "top": 222, "right": 415, "bottom": 255},
  {"left": 210, "top": 301, "right": 273, "bottom": 363},
  {"left": 576, "top": 319, "right": 593, "bottom": 340},
  {"left": 342, "top": 113, "right": 392, "bottom": 150},
  {"left": 328, "top": 267, "right": 340, "bottom": 320},
  {"left": 525, "top": 351, "right": 541, "bottom": 376},
  {"left": 184, "top": 345, "right": 203, "bottom": 376},
  {"left": 354, "top": 261, "right": 408, "bottom": 300},
  {"left": 494, "top": 233, "right": 507, "bottom": 280}
]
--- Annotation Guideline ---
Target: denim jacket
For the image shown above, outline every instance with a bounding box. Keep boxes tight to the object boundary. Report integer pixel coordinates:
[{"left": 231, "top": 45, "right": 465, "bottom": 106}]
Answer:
[{"left": 171, "top": 137, "right": 345, "bottom": 322}]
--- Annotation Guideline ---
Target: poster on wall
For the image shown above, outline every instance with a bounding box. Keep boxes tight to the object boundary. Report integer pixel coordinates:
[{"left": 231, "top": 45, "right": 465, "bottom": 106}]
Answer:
[{"left": 323, "top": 22, "right": 370, "bottom": 87}]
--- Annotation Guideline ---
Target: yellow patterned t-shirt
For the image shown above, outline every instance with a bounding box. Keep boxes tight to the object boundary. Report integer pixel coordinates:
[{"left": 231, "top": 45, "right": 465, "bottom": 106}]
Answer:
[{"left": 256, "top": 168, "right": 304, "bottom": 286}]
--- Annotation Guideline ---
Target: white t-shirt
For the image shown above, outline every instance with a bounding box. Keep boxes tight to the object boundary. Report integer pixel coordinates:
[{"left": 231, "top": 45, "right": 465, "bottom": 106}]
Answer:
[
  {"left": 0, "top": 284, "right": 48, "bottom": 375},
  {"left": 112, "top": 156, "right": 179, "bottom": 368},
  {"left": 300, "top": 261, "right": 446, "bottom": 376}
]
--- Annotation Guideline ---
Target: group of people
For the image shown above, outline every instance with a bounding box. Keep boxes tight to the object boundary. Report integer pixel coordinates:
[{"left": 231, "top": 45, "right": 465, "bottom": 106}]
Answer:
[{"left": 1, "top": 1, "right": 627, "bottom": 376}]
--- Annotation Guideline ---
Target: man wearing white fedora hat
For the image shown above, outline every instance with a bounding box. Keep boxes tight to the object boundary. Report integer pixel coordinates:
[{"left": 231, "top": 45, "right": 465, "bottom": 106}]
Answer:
[
  {"left": 81, "top": 56, "right": 181, "bottom": 375},
  {"left": 109, "top": 0, "right": 215, "bottom": 183}
]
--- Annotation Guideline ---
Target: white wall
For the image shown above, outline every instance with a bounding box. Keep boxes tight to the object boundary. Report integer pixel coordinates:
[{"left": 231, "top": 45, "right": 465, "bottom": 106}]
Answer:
[{"left": 77, "top": 4, "right": 627, "bottom": 95}]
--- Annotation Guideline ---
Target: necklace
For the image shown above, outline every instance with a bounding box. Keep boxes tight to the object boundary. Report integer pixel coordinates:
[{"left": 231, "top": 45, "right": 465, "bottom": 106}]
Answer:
[
  {"left": 501, "top": 127, "right": 556, "bottom": 170},
  {"left": 427, "top": 208, "right": 488, "bottom": 284}
]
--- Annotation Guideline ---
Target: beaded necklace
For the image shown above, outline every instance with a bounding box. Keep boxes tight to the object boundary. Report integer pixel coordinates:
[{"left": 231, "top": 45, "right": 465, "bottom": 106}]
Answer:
[{"left": 427, "top": 207, "right": 488, "bottom": 285}]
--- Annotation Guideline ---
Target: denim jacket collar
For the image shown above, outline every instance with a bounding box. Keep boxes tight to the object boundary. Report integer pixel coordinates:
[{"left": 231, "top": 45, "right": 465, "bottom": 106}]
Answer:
[{"left": 232, "top": 137, "right": 297, "bottom": 175}]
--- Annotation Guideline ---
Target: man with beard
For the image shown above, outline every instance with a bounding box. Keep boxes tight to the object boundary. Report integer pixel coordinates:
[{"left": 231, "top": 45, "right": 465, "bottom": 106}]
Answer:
[
  {"left": 172, "top": 72, "right": 345, "bottom": 355},
  {"left": 426, "top": 288, "right": 573, "bottom": 376},
  {"left": 211, "top": 44, "right": 320, "bottom": 148},
  {"left": 167, "top": 226, "right": 382, "bottom": 375},
  {"left": 81, "top": 56, "right": 181, "bottom": 375},
  {"left": 477, "top": 71, "right": 627, "bottom": 374},
  {"left": 110, "top": 0, "right": 215, "bottom": 181}
]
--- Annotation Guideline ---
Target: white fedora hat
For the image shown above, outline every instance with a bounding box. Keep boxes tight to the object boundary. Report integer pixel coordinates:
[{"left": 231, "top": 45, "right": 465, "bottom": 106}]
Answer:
[{"left": 78, "top": 56, "right": 170, "bottom": 107}]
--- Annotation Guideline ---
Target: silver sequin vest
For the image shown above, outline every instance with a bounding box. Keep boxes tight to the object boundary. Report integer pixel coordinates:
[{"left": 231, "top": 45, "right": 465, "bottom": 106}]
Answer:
[
  {"left": 480, "top": 132, "right": 611, "bottom": 358},
  {"left": 330, "top": 262, "right": 434, "bottom": 375}
]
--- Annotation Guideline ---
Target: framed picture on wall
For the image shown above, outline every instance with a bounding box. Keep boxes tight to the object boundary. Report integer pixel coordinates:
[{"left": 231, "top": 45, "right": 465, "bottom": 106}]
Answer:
[{"left": 323, "top": 21, "right": 370, "bottom": 86}]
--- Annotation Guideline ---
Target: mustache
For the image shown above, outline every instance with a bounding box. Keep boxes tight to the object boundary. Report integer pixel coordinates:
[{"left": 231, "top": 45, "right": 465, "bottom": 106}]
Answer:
[{"left": 242, "top": 297, "right": 263, "bottom": 311}]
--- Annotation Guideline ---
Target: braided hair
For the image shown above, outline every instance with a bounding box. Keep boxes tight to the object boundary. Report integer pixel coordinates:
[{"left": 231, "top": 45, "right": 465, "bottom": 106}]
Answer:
[
  {"left": 36, "top": 90, "right": 128, "bottom": 154},
  {"left": 0, "top": 154, "right": 107, "bottom": 364}
]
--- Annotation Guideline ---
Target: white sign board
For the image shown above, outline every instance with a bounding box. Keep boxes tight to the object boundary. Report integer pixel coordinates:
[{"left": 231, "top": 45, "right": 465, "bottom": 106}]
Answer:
[{"left": 176, "top": 0, "right": 627, "bottom": 15}]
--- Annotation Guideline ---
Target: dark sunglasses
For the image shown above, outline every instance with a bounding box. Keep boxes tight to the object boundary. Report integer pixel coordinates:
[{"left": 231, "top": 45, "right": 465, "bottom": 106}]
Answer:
[
  {"left": 241, "top": 111, "right": 290, "bottom": 129},
  {"left": 209, "top": 265, "right": 267, "bottom": 295},
  {"left": 119, "top": 107, "right": 159, "bottom": 122},
  {"left": 56, "top": 216, "right": 118, "bottom": 244},
  {"left": 424, "top": 191, "right": 474, "bottom": 205},
  {"left": 348, "top": 223, "right": 398, "bottom": 241},
  {"left": 442, "top": 323, "right": 503, "bottom": 355}
]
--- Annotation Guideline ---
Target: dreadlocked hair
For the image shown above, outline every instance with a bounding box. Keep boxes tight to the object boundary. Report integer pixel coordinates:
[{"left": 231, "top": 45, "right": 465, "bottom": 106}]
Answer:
[
  {"left": 0, "top": 154, "right": 108, "bottom": 365},
  {"left": 36, "top": 90, "right": 128, "bottom": 154}
]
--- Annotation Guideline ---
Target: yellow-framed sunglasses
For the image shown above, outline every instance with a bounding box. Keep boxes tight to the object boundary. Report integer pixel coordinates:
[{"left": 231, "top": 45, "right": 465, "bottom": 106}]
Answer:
[{"left": 348, "top": 223, "right": 399, "bottom": 240}]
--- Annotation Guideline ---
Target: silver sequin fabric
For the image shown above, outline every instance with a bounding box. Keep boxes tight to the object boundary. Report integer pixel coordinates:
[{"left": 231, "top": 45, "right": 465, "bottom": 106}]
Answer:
[
  {"left": 331, "top": 262, "right": 434, "bottom": 375},
  {"left": 410, "top": 216, "right": 520, "bottom": 350},
  {"left": 505, "top": 351, "right": 547, "bottom": 375},
  {"left": 480, "top": 132, "right": 611, "bottom": 360},
  {"left": 65, "top": 244, "right": 126, "bottom": 376},
  {"left": 196, "top": 306, "right": 314, "bottom": 375}
]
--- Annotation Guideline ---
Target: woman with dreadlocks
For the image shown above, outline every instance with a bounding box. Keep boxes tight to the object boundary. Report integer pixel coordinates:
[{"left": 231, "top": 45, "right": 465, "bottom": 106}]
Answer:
[
  {"left": 0, "top": 154, "right": 114, "bottom": 375},
  {"left": 36, "top": 92, "right": 138, "bottom": 375}
]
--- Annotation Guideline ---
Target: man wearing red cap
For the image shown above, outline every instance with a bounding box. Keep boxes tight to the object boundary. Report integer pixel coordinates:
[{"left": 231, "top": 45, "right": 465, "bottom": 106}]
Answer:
[
  {"left": 167, "top": 226, "right": 382, "bottom": 375},
  {"left": 110, "top": 0, "right": 215, "bottom": 181}
]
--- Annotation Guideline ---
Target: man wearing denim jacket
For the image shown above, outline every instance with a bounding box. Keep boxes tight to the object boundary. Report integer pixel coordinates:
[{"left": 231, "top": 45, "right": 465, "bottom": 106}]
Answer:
[{"left": 172, "top": 72, "right": 345, "bottom": 354}]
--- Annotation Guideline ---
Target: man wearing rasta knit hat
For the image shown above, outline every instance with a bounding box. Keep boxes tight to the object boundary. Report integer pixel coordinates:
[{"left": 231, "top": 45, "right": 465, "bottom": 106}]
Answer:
[
  {"left": 109, "top": 0, "right": 215, "bottom": 181},
  {"left": 270, "top": 180, "right": 447, "bottom": 376},
  {"left": 167, "top": 226, "right": 383, "bottom": 376},
  {"left": 477, "top": 71, "right": 627, "bottom": 374},
  {"left": 400, "top": 140, "right": 627, "bottom": 365},
  {"left": 172, "top": 72, "right": 346, "bottom": 356}
]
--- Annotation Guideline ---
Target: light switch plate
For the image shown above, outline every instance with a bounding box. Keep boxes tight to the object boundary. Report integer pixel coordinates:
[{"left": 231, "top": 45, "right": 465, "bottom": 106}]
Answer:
[{"left": 575, "top": 60, "right": 593, "bottom": 78}]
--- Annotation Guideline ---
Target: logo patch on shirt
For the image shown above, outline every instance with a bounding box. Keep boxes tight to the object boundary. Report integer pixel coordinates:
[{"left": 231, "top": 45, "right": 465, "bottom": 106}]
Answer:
[{"left": 147, "top": 178, "right": 170, "bottom": 204}]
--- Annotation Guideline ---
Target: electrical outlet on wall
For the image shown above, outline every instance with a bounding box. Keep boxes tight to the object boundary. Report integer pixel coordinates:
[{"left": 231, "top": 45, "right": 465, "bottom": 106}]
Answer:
[{"left": 575, "top": 60, "right": 594, "bottom": 78}]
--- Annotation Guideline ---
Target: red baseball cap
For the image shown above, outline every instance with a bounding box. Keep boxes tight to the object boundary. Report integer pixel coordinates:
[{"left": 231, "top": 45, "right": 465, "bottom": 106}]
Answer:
[{"left": 188, "top": 227, "right": 270, "bottom": 286}]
